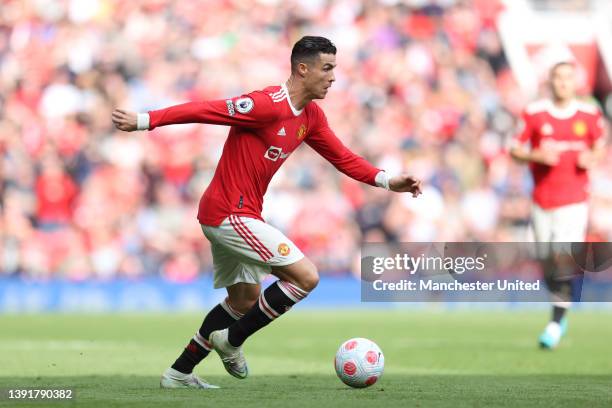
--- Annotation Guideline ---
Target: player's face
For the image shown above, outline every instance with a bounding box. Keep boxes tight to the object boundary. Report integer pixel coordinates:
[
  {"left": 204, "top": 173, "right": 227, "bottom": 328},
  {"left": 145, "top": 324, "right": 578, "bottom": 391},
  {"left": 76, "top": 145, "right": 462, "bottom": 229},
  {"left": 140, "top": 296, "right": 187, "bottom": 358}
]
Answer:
[
  {"left": 550, "top": 63, "right": 576, "bottom": 102},
  {"left": 306, "top": 53, "right": 336, "bottom": 99}
]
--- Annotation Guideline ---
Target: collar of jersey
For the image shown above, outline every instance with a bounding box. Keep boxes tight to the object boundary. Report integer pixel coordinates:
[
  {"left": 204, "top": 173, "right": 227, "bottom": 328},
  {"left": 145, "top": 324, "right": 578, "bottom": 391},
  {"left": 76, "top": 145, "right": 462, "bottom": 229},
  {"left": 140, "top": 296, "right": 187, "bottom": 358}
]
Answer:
[
  {"left": 281, "top": 83, "right": 304, "bottom": 116},
  {"left": 546, "top": 99, "right": 578, "bottom": 119}
]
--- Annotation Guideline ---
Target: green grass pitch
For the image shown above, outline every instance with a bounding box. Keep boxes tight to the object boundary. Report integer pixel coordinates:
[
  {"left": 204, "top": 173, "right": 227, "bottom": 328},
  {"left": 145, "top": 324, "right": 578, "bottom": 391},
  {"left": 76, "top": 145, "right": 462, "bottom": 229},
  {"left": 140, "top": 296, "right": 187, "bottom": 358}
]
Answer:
[{"left": 1, "top": 310, "right": 611, "bottom": 407}]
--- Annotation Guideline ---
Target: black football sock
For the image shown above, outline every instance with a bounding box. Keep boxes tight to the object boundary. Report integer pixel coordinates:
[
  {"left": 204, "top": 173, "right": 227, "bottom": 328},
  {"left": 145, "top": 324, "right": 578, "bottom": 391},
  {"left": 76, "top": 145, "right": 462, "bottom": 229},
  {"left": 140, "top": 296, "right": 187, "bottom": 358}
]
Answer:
[
  {"left": 171, "top": 298, "right": 243, "bottom": 374},
  {"left": 552, "top": 305, "right": 568, "bottom": 324},
  {"left": 227, "top": 280, "right": 309, "bottom": 347}
]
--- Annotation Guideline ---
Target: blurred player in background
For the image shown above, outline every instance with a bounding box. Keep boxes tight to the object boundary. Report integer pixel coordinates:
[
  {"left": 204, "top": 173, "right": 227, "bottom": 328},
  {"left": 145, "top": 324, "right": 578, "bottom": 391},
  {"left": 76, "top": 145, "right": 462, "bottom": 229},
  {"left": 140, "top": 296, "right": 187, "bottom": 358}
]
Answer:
[
  {"left": 510, "top": 59, "right": 606, "bottom": 349},
  {"left": 112, "top": 36, "right": 422, "bottom": 388}
]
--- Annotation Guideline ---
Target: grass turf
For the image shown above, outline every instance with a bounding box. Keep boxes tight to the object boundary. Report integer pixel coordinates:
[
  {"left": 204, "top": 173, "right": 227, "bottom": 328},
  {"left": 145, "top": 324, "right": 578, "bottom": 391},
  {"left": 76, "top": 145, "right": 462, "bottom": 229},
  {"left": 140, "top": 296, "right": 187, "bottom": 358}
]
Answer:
[{"left": 0, "top": 310, "right": 611, "bottom": 407}]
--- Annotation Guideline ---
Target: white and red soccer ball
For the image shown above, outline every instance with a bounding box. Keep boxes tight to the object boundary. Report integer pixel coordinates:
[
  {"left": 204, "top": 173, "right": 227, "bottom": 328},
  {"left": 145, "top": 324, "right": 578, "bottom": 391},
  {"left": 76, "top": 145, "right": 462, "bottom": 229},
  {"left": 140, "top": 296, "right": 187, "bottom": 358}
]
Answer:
[{"left": 334, "top": 338, "right": 384, "bottom": 388}]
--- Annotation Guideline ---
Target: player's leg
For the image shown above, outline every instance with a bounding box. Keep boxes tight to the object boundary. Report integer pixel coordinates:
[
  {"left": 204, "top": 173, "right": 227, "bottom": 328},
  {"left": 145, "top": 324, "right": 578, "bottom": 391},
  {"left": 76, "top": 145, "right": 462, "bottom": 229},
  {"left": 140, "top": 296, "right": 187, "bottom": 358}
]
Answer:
[
  {"left": 225, "top": 257, "right": 318, "bottom": 347},
  {"left": 161, "top": 295, "right": 237, "bottom": 389},
  {"left": 532, "top": 204, "right": 562, "bottom": 349},
  {"left": 538, "top": 203, "right": 588, "bottom": 349},
  {"left": 209, "top": 258, "right": 317, "bottom": 378},
  {"left": 551, "top": 203, "right": 588, "bottom": 324},
  {"left": 206, "top": 282, "right": 261, "bottom": 378},
  {"left": 161, "top": 228, "right": 257, "bottom": 388},
  {"left": 172, "top": 284, "right": 255, "bottom": 374},
  {"left": 225, "top": 282, "right": 262, "bottom": 314},
  {"left": 207, "top": 215, "right": 314, "bottom": 378}
]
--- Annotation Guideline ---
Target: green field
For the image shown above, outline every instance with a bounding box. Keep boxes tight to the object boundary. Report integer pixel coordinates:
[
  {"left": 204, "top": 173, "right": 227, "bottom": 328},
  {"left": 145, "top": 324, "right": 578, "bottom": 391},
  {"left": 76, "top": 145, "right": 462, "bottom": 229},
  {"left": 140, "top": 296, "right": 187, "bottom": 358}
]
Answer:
[{"left": 1, "top": 310, "right": 611, "bottom": 407}]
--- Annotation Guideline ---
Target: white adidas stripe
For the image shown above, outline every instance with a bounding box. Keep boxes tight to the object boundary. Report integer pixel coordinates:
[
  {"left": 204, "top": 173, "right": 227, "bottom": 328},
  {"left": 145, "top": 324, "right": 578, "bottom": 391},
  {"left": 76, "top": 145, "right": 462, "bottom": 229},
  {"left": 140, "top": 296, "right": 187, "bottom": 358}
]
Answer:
[
  {"left": 270, "top": 89, "right": 284, "bottom": 99},
  {"left": 272, "top": 90, "right": 287, "bottom": 102}
]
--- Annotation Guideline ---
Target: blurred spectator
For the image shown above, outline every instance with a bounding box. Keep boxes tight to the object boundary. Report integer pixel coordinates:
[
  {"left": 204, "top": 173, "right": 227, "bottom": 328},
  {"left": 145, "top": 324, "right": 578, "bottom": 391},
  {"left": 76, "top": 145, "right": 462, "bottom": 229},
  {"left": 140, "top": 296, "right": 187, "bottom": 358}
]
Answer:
[{"left": 35, "top": 156, "right": 78, "bottom": 229}]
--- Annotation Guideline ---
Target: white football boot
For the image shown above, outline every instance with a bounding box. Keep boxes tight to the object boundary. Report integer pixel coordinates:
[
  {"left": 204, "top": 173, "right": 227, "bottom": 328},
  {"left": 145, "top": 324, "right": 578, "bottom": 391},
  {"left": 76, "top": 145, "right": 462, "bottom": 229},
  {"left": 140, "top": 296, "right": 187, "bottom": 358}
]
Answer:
[
  {"left": 208, "top": 329, "right": 249, "bottom": 379},
  {"left": 160, "top": 367, "right": 220, "bottom": 389}
]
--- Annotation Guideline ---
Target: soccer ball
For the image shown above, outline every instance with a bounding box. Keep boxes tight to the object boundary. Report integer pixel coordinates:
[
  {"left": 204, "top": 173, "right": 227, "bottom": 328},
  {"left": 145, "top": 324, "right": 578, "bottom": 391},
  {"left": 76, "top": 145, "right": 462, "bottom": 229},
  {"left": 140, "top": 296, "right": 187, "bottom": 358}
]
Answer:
[{"left": 334, "top": 338, "right": 384, "bottom": 388}]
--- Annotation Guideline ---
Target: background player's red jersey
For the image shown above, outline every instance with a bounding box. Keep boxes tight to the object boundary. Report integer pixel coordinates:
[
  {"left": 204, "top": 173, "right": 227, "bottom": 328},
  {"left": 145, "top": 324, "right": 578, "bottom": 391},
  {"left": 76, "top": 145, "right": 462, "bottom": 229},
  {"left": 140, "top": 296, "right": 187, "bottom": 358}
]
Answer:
[
  {"left": 148, "top": 84, "right": 381, "bottom": 226},
  {"left": 514, "top": 99, "right": 605, "bottom": 209}
]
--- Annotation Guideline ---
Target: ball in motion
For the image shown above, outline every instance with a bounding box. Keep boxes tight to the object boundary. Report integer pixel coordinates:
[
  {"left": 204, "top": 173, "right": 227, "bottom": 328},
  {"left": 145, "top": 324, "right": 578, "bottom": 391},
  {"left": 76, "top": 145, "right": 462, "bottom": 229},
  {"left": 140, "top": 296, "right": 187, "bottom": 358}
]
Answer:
[{"left": 334, "top": 338, "right": 384, "bottom": 388}]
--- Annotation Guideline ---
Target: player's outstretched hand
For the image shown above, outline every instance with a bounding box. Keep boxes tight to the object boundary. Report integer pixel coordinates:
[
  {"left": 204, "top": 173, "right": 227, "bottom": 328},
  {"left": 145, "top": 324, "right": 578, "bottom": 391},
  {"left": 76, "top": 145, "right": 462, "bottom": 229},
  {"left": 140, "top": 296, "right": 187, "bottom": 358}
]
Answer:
[
  {"left": 112, "top": 109, "right": 138, "bottom": 131},
  {"left": 389, "top": 175, "right": 422, "bottom": 197},
  {"left": 531, "top": 148, "right": 559, "bottom": 166}
]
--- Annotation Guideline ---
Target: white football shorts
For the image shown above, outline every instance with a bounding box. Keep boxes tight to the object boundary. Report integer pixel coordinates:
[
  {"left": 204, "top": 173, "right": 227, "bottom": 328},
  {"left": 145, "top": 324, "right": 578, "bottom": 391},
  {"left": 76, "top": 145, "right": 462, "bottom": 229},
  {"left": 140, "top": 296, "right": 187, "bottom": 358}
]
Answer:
[
  {"left": 531, "top": 201, "right": 589, "bottom": 258},
  {"left": 201, "top": 215, "right": 304, "bottom": 289}
]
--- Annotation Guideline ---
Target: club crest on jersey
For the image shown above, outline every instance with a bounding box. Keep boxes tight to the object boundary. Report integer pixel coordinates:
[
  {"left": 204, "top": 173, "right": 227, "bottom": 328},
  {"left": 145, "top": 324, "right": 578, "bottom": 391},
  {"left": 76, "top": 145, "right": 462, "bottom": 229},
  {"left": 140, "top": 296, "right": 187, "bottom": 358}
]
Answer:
[
  {"left": 297, "top": 124, "right": 307, "bottom": 140},
  {"left": 573, "top": 120, "right": 587, "bottom": 137},
  {"left": 278, "top": 243, "right": 291, "bottom": 256},
  {"left": 235, "top": 97, "right": 254, "bottom": 114},
  {"left": 540, "top": 123, "right": 553, "bottom": 136}
]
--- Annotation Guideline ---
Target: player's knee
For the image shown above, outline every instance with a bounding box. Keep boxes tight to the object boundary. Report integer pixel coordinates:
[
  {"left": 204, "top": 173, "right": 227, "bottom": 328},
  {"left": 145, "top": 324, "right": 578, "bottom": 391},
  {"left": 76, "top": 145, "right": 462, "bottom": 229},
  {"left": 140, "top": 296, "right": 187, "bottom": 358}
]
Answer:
[
  {"left": 229, "top": 297, "right": 257, "bottom": 314},
  {"left": 228, "top": 288, "right": 260, "bottom": 314},
  {"left": 296, "top": 261, "right": 319, "bottom": 292}
]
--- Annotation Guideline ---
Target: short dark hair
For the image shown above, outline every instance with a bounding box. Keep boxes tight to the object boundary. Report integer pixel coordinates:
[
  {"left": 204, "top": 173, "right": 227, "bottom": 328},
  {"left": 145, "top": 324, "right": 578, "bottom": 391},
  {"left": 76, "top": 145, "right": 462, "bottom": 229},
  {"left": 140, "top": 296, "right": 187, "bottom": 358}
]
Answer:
[
  {"left": 550, "top": 61, "right": 575, "bottom": 75},
  {"left": 290, "top": 36, "right": 336, "bottom": 73}
]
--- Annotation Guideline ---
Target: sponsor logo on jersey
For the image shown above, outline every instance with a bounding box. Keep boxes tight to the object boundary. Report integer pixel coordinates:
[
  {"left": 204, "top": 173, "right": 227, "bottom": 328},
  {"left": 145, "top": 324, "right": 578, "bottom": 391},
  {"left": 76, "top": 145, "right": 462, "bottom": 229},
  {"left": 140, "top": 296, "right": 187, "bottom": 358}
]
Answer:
[
  {"left": 264, "top": 146, "right": 282, "bottom": 161},
  {"left": 226, "top": 100, "right": 235, "bottom": 116},
  {"left": 277, "top": 127, "right": 286, "bottom": 136},
  {"left": 278, "top": 243, "right": 291, "bottom": 256},
  {"left": 297, "top": 124, "right": 307, "bottom": 140},
  {"left": 573, "top": 120, "right": 587, "bottom": 137},
  {"left": 235, "top": 97, "right": 254, "bottom": 114},
  {"left": 541, "top": 139, "right": 587, "bottom": 152},
  {"left": 264, "top": 146, "right": 290, "bottom": 161},
  {"left": 541, "top": 123, "right": 553, "bottom": 136}
]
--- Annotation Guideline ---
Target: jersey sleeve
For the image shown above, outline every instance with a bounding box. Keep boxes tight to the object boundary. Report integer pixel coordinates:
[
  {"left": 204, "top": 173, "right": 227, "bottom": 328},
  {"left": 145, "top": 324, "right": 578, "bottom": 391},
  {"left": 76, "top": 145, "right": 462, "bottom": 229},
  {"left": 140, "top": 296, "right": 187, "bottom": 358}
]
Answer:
[
  {"left": 147, "top": 91, "right": 278, "bottom": 130},
  {"left": 511, "top": 110, "right": 535, "bottom": 148},
  {"left": 305, "top": 105, "right": 381, "bottom": 186}
]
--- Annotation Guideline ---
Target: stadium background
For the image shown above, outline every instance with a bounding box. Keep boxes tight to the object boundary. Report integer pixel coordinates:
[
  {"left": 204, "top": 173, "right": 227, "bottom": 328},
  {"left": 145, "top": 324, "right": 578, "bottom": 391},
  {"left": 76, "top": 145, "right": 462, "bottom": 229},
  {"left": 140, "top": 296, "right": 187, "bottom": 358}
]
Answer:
[
  {"left": 2, "top": 2, "right": 612, "bottom": 407},
  {"left": 1, "top": 0, "right": 612, "bottom": 311}
]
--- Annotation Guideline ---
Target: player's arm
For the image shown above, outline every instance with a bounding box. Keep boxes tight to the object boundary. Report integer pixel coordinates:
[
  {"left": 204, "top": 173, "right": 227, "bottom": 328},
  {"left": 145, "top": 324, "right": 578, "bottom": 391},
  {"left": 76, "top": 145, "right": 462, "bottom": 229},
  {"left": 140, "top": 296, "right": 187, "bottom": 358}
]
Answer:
[
  {"left": 577, "top": 111, "right": 608, "bottom": 169},
  {"left": 306, "top": 108, "right": 422, "bottom": 197},
  {"left": 509, "top": 110, "right": 559, "bottom": 166},
  {"left": 111, "top": 92, "right": 277, "bottom": 131}
]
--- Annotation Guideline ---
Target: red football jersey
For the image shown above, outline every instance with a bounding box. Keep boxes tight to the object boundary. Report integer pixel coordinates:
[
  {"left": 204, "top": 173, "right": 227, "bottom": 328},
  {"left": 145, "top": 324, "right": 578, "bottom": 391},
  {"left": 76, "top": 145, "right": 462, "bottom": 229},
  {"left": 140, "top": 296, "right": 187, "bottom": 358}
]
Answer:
[
  {"left": 514, "top": 99, "right": 605, "bottom": 209},
  {"left": 148, "top": 84, "right": 381, "bottom": 226}
]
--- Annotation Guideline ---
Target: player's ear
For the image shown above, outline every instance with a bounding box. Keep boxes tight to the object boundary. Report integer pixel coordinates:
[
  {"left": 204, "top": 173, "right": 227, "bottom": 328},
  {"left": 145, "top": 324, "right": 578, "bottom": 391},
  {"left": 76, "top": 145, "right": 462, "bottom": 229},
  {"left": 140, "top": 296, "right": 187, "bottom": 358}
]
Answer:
[{"left": 297, "top": 61, "right": 309, "bottom": 78}]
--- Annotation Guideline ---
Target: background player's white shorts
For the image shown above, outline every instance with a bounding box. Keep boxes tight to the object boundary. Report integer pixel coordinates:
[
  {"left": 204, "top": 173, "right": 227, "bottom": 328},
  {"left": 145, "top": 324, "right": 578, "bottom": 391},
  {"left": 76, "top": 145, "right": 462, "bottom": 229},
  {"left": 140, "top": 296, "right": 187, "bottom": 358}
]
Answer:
[
  {"left": 201, "top": 215, "right": 304, "bottom": 289},
  {"left": 531, "top": 202, "right": 588, "bottom": 258}
]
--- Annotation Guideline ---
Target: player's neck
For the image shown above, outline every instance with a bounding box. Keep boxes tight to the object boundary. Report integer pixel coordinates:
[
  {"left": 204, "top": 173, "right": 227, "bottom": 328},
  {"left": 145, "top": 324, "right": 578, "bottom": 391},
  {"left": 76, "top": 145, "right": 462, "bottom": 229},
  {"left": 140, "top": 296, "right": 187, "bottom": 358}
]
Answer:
[
  {"left": 552, "top": 97, "right": 574, "bottom": 109},
  {"left": 285, "top": 77, "right": 312, "bottom": 110}
]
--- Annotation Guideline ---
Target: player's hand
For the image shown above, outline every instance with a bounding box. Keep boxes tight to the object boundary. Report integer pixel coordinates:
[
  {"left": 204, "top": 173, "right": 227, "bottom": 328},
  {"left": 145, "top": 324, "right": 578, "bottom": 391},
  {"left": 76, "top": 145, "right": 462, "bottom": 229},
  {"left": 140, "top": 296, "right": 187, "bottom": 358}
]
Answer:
[
  {"left": 112, "top": 109, "right": 138, "bottom": 131},
  {"left": 531, "top": 148, "right": 560, "bottom": 166},
  {"left": 388, "top": 175, "right": 423, "bottom": 197},
  {"left": 577, "top": 150, "right": 593, "bottom": 169}
]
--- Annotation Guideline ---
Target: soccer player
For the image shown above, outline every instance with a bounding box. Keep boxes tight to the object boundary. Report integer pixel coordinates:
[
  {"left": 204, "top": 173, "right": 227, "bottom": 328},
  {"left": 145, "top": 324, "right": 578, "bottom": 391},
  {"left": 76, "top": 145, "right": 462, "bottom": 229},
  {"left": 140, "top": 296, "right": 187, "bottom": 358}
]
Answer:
[
  {"left": 112, "top": 36, "right": 422, "bottom": 388},
  {"left": 510, "top": 60, "right": 606, "bottom": 349}
]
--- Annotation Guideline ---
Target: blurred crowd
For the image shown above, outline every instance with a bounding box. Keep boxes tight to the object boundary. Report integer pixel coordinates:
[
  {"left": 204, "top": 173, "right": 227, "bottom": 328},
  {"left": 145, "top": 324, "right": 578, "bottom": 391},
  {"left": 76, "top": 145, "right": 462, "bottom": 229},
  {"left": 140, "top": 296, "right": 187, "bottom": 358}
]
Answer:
[{"left": 1, "top": 0, "right": 611, "bottom": 281}]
